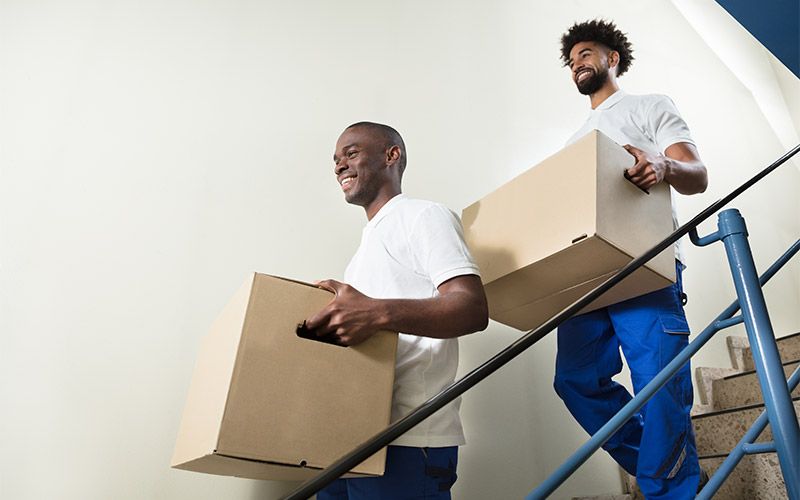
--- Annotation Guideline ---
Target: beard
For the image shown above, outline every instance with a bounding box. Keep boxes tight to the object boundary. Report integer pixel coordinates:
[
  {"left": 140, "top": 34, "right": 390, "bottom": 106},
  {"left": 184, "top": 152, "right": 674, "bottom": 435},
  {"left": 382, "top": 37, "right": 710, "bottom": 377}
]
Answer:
[{"left": 576, "top": 66, "right": 609, "bottom": 95}]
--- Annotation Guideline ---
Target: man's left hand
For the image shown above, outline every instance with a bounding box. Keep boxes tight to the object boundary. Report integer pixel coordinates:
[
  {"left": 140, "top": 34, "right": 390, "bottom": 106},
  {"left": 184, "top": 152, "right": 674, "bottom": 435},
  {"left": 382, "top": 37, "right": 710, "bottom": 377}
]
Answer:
[
  {"left": 304, "top": 280, "right": 385, "bottom": 346},
  {"left": 623, "top": 144, "right": 669, "bottom": 191}
]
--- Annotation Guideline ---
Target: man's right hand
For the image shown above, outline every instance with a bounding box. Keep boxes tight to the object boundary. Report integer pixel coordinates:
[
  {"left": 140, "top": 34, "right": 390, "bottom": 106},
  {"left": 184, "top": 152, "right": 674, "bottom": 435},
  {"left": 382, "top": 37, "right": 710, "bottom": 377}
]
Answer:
[
  {"left": 304, "top": 280, "right": 386, "bottom": 346},
  {"left": 623, "top": 144, "right": 669, "bottom": 192},
  {"left": 623, "top": 142, "right": 708, "bottom": 195}
]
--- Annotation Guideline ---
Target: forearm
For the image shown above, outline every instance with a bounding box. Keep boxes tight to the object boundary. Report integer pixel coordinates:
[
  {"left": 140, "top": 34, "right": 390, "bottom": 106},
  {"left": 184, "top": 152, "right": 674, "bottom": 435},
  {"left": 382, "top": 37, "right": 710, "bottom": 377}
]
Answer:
[
  {"left": 373, "top": 291, "right": 488, "bottom": 339},
  {"left": 307, "top": 275, "right": 488, "bottom": 346},
  {"left": 664, "top": 147, "right": 708, "bottom": 195}
]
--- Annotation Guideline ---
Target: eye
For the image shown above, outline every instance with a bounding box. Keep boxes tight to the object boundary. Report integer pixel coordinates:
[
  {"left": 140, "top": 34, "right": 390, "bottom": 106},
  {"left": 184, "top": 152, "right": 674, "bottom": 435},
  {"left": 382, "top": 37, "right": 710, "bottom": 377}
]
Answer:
[{"left": 347, "top": 150, "right": 358, "bottom": 158}]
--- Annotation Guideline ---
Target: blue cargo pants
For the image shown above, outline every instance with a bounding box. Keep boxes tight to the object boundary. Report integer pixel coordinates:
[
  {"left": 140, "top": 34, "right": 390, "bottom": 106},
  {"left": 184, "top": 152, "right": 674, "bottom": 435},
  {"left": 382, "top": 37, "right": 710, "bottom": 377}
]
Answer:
[{"left": 554, "top": 263, "right": 700, "bottom": 499}]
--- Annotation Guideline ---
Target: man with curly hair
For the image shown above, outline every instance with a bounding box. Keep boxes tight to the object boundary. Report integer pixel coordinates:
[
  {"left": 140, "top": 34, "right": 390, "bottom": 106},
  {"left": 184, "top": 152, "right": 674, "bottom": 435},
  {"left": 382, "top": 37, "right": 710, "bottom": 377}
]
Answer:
[{"left": 555, "top": 19, "right": 708, "bottom": 499}]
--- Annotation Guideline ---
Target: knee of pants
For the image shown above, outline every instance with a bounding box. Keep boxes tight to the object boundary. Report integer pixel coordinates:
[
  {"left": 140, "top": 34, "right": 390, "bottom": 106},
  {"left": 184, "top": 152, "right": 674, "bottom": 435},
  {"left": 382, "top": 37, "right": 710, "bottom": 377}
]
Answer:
[
  {"left": 553, "top": 370, "right": 590, "bottom": 402},
  {"left": 553, "top": 372, "right": 570, "bottom": 401}
]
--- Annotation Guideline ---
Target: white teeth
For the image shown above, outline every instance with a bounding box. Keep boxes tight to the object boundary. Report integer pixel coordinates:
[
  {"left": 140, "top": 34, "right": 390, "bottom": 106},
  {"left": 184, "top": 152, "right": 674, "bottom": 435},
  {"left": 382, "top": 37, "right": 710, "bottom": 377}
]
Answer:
[{"left": 341, "top": 177, "right": 354, "bottom": 186}]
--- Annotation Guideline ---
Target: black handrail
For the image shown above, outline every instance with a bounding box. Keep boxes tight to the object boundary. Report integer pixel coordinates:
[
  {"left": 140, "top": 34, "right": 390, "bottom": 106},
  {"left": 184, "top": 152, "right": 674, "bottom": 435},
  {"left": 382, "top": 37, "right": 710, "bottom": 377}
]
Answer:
[{"left": 282, "top": 144, "right": 800, "bottom": 500}]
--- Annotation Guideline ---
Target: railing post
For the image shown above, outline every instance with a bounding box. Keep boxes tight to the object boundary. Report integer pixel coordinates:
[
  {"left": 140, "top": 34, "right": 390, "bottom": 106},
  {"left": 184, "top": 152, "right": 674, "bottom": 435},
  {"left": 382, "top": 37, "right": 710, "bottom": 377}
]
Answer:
[{"left": 716, "top": 208, "right": 800, "bottom": 499}]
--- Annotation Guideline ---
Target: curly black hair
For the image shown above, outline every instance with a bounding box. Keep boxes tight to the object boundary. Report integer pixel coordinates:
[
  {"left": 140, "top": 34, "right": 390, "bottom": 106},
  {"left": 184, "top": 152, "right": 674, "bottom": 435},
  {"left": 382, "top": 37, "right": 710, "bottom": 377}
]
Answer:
[{"left": 560, "top": 19, "right": 634, "bottom": 76}]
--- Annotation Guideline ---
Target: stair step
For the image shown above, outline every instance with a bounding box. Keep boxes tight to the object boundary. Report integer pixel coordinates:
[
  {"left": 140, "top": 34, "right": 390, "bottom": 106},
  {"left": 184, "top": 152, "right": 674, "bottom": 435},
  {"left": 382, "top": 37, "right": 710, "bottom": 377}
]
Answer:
[
  {"left": 712, "top": 359, "right": 800, "bottom": 409},
  {"left": 695, "top": 366, "right": 740, "bottom": 406},
  {"left": 700, "top": 453, "right": 787, "bottom": 499},
  {"left": 741, "top": 332, "right": 800, "bottom": 371},
  {"left": 692, "top": 398, "right": 800, "bottom": 457},
  {"left": 727, "top": 336, "right": 750, "bottom": 371}
]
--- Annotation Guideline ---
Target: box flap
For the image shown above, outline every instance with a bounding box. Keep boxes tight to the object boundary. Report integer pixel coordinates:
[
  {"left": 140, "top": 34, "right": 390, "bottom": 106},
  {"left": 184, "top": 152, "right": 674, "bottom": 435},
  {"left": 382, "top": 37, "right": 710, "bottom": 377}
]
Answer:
[
  {"left": 492, "top": 264, "right": 673, "bottom": 331},
  {"left": 484, "top": 236, "right": 630, "bottom": 316},
  {"left": 172, "top": 274, "right": 256, "bottom": 467},
  {"left": 173, "top": 453, "right": 377, "bottom": 481}
]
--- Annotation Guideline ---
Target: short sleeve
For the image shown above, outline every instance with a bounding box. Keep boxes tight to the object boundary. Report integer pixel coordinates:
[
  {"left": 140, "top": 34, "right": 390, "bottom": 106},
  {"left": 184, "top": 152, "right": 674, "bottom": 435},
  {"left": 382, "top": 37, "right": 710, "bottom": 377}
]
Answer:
[
  {"left": 646, "top": 96, "right": 695, "bottom": 154},
  {"left": 409, "top": 204, "right": 481, "bottom": 288}
]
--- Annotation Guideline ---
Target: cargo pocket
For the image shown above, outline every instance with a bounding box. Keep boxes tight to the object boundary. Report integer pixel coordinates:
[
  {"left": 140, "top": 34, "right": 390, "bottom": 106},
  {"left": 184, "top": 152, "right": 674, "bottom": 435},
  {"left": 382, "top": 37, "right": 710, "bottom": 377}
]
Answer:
[
  {"left": 658, "top": 311, "right": 694, "bottom": 411},
  {"left": 659, "top": 312, "right": 690, "bottom": 335},
  {"left": 658, "top": 312, "right": 690, "bottom": 367}
]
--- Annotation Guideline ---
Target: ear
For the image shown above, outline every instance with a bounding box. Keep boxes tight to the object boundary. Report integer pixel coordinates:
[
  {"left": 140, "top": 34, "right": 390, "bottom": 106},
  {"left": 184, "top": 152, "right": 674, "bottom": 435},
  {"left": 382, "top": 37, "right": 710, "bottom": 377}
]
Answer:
[
  {"left": 607, "top": 50, "right": 620, "bottom": 70},
  {"left": 386, "top": 145, "right": 401, "bottom": 167}
]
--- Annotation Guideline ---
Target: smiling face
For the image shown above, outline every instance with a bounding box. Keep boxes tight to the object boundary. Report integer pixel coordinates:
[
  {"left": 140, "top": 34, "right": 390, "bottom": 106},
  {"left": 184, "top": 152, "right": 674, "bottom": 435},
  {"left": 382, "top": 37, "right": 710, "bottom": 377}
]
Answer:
[
  {"left": 568, "top": 41, "right": 616, "bottom": 95},
  {"left": 333, "top": 126, "right": 401, "bottom": 217}
]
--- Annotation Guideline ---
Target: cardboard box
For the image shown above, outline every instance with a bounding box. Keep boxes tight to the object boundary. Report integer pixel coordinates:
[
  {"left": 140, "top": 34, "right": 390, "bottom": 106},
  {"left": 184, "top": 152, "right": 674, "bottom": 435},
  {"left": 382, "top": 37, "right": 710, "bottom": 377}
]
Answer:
[
  {"left": 172, "top": 273, "right": 398, "bottom": 480},
  {"left": 461, "top": 130, "right": 676, "bottom": 331}
]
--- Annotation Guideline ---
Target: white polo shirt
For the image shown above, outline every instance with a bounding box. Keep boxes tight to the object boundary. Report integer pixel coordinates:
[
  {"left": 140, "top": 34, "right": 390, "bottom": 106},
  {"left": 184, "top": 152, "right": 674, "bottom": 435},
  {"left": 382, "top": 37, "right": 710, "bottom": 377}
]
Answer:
[
  {"left": 344, "top": 194, "right": 480, "bottom": 448},
  {"left": 567, "top": 90, "right": 695, "bottom": 263}
]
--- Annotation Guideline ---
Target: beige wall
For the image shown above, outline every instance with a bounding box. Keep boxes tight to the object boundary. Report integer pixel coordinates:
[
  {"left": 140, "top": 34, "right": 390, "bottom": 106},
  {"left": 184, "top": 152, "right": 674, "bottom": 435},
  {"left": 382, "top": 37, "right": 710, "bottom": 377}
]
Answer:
[{"left": 1, "top": 1, "right": 797, "bottom": 499}]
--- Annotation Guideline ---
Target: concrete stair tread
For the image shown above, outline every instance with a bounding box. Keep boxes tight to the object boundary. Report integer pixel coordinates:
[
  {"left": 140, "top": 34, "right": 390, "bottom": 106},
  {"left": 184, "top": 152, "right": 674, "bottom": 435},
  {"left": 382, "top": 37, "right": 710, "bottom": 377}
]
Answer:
[
  {"left": 695, "top": 366, "right": 741, "bottom": 406},
  {"left": 700, "top": 453, "right": 787, "bottom": 499},
  {"left": 692, "top": 397, "right": 800, "bottom": 457},
  {"left": 721, "top": 357, "right": 800, "bottom": 381},
  {"left": 711, "top": 359, "right": 800, "bottom": 409},
  {"left": 692, "top": 403, "right": 716, "bottom": 416},
  {"left": 729, "top": 332, "right": 800, "bottom": 371}
]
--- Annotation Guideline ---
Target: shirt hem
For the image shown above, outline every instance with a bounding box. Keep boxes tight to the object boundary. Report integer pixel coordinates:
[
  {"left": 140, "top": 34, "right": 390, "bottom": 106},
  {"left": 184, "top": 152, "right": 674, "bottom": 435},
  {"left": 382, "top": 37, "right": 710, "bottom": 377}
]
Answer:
[
  {"left": 432, "top": 266, "right": 480, "bottom": 289},
  {"left": 660, "top": 135, "right": 696, "bottom": 151},
  {"left": 390, "top": 434, "right": 466, "bottom": 448}
]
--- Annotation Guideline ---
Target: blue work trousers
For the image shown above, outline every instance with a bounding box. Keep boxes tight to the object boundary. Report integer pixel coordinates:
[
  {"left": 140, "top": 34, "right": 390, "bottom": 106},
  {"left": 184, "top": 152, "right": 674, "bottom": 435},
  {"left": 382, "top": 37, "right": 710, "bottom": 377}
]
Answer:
[
  {"left": 554, "top": 264, "right": 700, "bottom": 499},
  {"left": 318, "top": 445, "right": 458, "bottom": 500}
]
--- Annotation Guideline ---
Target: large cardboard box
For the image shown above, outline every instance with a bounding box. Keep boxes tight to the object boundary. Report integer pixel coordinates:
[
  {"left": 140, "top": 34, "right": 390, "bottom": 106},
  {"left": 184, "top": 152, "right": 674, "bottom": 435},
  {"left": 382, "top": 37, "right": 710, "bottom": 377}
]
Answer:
[
  {"left": 461, "top": 130, "right": 676, "bottom": 331},
  {"left": 172, "top": 273, "right": 398, "bottom": 480}
]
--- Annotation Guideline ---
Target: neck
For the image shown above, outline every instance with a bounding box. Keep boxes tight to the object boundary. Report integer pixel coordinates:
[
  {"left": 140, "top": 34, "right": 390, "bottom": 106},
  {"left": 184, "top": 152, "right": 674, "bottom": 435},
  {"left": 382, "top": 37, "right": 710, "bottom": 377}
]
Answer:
[
  {"left": 364, "top": 187, "right": 402, "bottom": 220},
  {"left": 589, "top": 79, "right": 620, "bottom": 109}
]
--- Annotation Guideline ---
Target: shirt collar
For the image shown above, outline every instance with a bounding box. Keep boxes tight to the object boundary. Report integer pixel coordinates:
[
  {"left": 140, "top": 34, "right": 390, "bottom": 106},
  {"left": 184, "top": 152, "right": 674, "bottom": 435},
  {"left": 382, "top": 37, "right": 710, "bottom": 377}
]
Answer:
[
  {"left": 366, "top": 193, "right": 406, "bottom": 228},
  {"left": 594, "top": 89, "right": 626, "bottom": 111}
]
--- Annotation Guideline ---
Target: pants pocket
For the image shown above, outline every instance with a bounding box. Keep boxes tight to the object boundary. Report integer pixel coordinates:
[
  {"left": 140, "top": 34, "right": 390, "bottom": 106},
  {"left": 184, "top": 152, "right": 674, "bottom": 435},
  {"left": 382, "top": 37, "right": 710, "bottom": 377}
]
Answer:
[
  {"left": 423, "top": 448, "right": 458, "bottom": 494},
  {"left": 659, "top": 312, "right": 690, "bottom": 336}
]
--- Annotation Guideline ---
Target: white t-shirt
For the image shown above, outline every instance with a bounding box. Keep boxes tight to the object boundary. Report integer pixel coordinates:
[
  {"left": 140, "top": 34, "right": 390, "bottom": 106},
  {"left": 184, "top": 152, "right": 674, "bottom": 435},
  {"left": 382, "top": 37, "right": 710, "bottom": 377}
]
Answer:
[
  {"left": 344, "top": 194, "right": 480, "bottom": 448},
  {"left": 567, "top": 90, "right": 695, "bottom": 263}
]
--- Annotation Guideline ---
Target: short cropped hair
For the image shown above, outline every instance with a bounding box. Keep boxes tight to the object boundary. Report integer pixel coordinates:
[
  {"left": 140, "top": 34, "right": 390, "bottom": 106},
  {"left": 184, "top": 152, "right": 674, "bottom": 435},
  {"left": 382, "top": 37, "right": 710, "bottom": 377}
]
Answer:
[
  {"left": 560, "top": 19, "right": 634, "bottom": 76},
  {"left": 346, "top": 121, "right": 407, "bottom": 173}
]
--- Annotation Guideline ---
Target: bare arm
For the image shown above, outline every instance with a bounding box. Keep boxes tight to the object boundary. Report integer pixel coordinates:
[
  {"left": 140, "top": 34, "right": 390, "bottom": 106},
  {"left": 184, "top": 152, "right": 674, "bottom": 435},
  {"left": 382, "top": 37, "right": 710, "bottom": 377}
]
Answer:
[
  {"left": 304, "top": 275, "right": 488, "bottom": 346},
  {"left": 624, "top": 142, "right": 708, "bottom": 195}
]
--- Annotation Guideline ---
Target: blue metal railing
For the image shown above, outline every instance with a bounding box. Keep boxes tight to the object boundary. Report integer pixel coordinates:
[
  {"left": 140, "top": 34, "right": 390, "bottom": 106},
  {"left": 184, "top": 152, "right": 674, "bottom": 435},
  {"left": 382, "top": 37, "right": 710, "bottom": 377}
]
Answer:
[
  {"left": 694, "top": 209, "right": 800, "bottom": 498},
  {"left": 283, "top": 144, "right": 800, "bottom": 500}
]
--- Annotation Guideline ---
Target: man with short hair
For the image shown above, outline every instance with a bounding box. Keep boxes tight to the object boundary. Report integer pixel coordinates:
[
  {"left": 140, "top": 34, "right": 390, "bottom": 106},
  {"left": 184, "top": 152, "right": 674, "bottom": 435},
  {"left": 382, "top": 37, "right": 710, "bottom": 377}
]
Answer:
[
  {"left": 307, "top": 122, "right": 488, "bottom": 499},
  {"left": 554, "top": 20, "right": 709, "bottom": 499}
]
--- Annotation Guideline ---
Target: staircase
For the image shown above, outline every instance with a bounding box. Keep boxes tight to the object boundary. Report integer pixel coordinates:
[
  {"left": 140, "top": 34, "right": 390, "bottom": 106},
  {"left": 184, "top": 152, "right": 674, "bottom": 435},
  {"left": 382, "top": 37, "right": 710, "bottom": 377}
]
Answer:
[
  {"left": 691, "top": 331, "right": 800, "bottom": 499},
  {"left": 576, "top": 332, "right": 800, "bottom": 500}
]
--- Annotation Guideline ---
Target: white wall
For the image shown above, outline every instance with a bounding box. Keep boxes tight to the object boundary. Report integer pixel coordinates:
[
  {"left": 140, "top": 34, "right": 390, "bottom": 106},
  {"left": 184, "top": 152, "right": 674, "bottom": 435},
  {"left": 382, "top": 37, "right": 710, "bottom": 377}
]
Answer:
[{"left": 1, "top": 1, "right": 797, "bottom": 499}]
